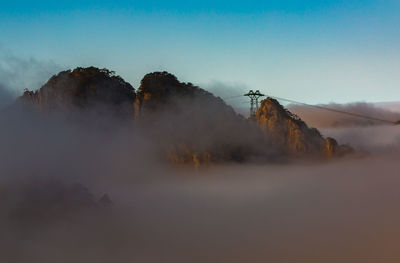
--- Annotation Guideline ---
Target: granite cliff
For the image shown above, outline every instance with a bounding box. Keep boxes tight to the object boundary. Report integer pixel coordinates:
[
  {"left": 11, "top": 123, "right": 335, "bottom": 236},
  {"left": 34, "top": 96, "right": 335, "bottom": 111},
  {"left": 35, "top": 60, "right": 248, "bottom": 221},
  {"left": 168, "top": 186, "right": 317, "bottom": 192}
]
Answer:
[{"left": 257, "top": 98, "right": 352, "bottom": 157}]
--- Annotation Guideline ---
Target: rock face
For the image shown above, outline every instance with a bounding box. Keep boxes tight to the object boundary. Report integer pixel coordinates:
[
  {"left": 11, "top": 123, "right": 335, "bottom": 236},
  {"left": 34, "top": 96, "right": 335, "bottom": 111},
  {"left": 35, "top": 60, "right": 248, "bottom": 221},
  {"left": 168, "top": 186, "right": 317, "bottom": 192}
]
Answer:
[
  {"left": 18, "top": 67, "right": 135, "bottom": 116},
  {"left": 134, "top": 72, "right": 277, "bottom": 165},
  {"left": 134, "top": 72, "right": 233, "bottom": 118},
  {"left": 256, "top": 98, "right": 352, "bottom": 157}
]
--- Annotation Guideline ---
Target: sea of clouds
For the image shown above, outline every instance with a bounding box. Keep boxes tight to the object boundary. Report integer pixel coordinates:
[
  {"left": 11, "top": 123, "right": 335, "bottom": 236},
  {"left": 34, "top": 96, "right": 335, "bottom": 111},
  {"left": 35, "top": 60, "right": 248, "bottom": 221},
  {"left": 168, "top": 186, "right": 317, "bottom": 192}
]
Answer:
[{"left": 2, "top": 56, "right": 400, "bottom": 263}]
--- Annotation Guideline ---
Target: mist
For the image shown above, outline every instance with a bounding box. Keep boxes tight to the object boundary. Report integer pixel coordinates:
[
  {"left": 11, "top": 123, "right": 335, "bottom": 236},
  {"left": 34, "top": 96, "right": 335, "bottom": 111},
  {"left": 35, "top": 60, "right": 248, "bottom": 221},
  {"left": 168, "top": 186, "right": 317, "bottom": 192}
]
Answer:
[
  {"left": 288, "top": 101, "right": 400, "bottom": 153},
  {"left": 289, "top": 102, "right": 400, "bottom": 128},
  {"left": 3, "top": 125, "right": 400, "bottom": 263},
  {"left": 0, "top": 85, "right": 14, "bottom": 109},
  {"left": 320, "top": 125, "right": 400, "bottom": 154},
  {"left": 203, "top": 81, "right": 250, "bottom": 116},
  {"left": 2, "top": 78, "right": 400, "bottom": 262},
  {"left": 0, "top": 48, "right": 62, "bottom": 109}
]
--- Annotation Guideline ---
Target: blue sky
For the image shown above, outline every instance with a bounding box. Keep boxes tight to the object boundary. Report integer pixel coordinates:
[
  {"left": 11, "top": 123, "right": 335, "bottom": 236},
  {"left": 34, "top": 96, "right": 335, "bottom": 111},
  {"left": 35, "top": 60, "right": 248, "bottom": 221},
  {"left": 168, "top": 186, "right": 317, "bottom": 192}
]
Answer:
[{"left": 1, "top": 0, "right": 400, "bottom": 104}]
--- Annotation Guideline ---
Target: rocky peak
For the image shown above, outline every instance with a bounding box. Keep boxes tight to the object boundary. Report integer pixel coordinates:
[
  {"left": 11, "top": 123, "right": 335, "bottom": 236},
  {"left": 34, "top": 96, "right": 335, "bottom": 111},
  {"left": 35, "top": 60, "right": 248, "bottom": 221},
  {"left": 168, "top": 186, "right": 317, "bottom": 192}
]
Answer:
[
  {"left": 256, "top": 97, "right": 352, "bottom": 157},
  {"left": 134, "top": 71, "right": 227, "bottom": 118},
  {"left": 18, "top": 67, "right": 135, "bottom": 115}
]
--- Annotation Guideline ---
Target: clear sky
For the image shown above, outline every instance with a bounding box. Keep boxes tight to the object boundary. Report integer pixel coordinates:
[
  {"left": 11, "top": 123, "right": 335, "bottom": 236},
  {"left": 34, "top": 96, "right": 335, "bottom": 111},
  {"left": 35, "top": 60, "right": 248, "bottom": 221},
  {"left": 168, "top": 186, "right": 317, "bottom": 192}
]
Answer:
[{"left": 1, "top": 0, "right": 399, "bottom": 104}]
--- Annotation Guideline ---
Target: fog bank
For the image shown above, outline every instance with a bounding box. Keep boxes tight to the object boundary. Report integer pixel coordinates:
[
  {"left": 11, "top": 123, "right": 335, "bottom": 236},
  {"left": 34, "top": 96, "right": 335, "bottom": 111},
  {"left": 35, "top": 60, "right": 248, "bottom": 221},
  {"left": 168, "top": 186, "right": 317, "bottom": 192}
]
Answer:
[
  {"left": 2, "top": 80, "right": 400, "bottom": 262},
  {"left": 3, "top": 156, "right": 400, "bottom": 263}
]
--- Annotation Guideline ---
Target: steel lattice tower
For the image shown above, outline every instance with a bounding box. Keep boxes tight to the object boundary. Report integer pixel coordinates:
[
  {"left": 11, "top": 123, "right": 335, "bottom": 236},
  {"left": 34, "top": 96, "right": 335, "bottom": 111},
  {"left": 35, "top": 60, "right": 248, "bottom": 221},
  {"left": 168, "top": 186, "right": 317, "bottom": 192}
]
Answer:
[{"left": 244, "top": 90, "right": 265, "bottom": 119}]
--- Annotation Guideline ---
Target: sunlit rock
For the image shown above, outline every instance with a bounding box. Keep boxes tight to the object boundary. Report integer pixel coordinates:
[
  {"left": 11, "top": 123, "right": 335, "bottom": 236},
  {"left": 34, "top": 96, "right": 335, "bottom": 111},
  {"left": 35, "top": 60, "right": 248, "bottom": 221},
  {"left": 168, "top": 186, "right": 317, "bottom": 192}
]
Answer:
[{"left": 256, "top": 97, "right": 352, "bottom": 158}]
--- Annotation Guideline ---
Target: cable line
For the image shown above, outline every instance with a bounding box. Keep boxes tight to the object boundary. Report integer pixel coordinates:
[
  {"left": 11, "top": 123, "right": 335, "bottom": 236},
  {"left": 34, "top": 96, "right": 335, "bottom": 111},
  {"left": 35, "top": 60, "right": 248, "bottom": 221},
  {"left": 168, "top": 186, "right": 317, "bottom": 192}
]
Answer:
[
  {"left": 268, "top": 95, "right": 398, "bottom": 125},
  {"left": 222, "top": 95, "right": 244, "bottom": 100},
  {"left": 223, "top": 93, "right": 399, "bottom": 125}
]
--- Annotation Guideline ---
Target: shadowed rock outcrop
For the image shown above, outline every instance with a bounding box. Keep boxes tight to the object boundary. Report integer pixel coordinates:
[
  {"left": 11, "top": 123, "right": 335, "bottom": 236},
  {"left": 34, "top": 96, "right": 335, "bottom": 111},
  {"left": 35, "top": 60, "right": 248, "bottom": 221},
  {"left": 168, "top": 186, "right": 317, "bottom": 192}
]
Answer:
[
  {"left": 256, "top": 97, "right": 352, "bottom": 157},
  {"left": 18, "top": 67, "right": 135, "bottom": 116},
  {"left": 134, "top": 72, "right": 233, "bottom": 118},
  {"left": 134, "top": 72, "right": 278, "bottom": 165}
]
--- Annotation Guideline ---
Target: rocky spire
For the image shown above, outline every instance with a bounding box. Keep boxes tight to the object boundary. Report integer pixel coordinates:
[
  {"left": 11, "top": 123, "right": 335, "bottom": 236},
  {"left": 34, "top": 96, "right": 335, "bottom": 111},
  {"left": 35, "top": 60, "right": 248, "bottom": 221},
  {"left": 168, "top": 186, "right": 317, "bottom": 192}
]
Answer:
[{"left": 256, "top": 97, "right": 352, "bottom": 157}]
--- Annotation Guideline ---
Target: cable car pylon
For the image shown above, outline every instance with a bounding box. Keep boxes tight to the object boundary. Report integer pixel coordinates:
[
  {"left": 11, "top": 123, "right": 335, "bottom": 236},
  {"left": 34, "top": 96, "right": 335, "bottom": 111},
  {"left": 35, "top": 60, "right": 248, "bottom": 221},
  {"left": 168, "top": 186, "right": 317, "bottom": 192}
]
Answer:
[{"left": 244, "top": 90, "right": 265, "bottom": 118}]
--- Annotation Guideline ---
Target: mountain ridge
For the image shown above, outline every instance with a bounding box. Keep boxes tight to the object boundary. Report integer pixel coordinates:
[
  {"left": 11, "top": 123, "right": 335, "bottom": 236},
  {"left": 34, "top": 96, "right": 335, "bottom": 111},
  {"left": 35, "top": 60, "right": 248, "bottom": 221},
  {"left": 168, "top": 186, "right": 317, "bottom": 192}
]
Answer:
[{"left": 16, "top": 66, "right": 352, "bottom": 165}]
